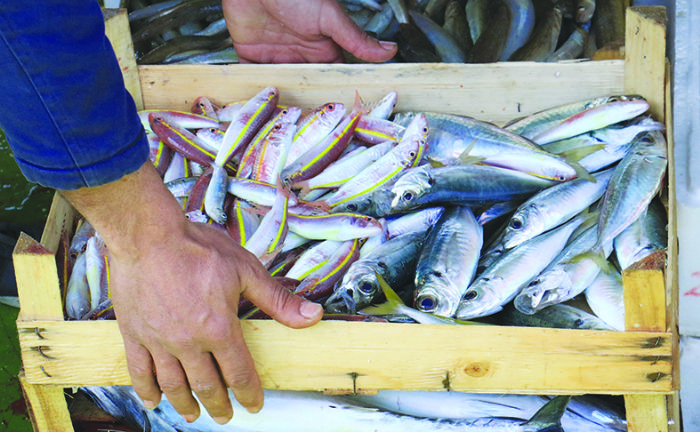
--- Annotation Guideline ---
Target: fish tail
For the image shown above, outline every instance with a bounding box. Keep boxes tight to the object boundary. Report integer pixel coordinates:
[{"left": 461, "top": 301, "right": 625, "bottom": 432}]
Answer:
[{"left": 524, "top": 395, "right": 571, "bottom": 430}]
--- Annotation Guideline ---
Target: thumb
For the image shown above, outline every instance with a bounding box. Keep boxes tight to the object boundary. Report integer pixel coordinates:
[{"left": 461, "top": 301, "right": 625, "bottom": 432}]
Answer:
[
  {"left": 243, "top": 275, "right": 323, "bottom": 328},
  {"left": 321, "top": 3, "right": 398, "bottom": 63}
]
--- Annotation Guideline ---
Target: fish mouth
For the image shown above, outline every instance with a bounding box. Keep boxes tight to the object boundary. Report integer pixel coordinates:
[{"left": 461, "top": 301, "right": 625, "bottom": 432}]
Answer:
[{"left": 324, "top": 290, "right": 357, "bottom": 315}]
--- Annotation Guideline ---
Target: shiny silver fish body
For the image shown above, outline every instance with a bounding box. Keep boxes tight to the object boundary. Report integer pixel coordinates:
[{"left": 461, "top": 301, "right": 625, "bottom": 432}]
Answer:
[
  {"left": 388, "top": 164, "right": 554, "bottom": 215},
  {"left": 394, "top": 111, "right": 580, "bottom": 182},
  {"left": 455, "top": 215, "right": 584, "bottom": 320},
  {"left": 585, "top": 269, "right": 625, "bottom": 331},
  {"left": 414, "top": 206, "right": 483, "bottom": 317},
  {"left": 594, "top": 131, "right": 667, "bottom": 252},
  {"left": 613, "top": 198, "right": 667, "bottom": 270},
  {"left": 83, "top": 386, "right": 572, "bottom": 432},
  {"left": 502, "top": 167, "right": 613, "bottom": 250},
  {"left": 325, "top": 231, "right": 427, "bottom": 314}
]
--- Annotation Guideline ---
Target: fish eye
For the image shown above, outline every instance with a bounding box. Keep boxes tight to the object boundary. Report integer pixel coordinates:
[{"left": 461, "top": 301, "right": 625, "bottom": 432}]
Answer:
[
  {"left": 462, "top": 290, "right": 478, "bottom": 301},
  {"left": 359, "top": 281, "right": 375, "bottom": 294},
  {"left": 574, "top": 319, "right": 585, "bottom": 327},
  {"left": 419, "top": 297, "right": 437, "bottom": 312},
  {"left": 346, "top": 203, "right": 358, "bottom": 212},
  {"left": 557, "top": 175, "right": 566, "bottom": 181},
  {"left": 509, "top": 219, "right": 523, "bottom": 230},
  {"left": 327, "top": 103, "right": 334, "bottom": 110},
  {"left": 402, "top": 191, "right": 413, "bottom": 202},
  {"left": 422, "top": 127, "right": 428, "bottom": 133}
]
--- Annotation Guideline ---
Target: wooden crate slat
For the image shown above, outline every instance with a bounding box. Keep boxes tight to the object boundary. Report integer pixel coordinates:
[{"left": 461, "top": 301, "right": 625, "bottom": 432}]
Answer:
[
  {"left": 138, "top": 61, "right": 626, "bottom": 125},
  {"left": 18, "top": 320, "right": 673, "bottom": 394},
  {"left": 19, "top": 374, "right": 74, "bottom": 432}
]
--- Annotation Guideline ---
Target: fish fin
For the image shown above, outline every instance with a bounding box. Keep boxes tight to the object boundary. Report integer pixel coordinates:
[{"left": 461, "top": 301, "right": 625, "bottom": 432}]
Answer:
[
  {"left": 564, "top": 157, "right": 596, "bottom": 183},
  {"left": 427, "top": 157, "right": 447, "bottom": 168},
  {"left": 558, "top": 143, "right": 606, "bottom": 160},
  {"left": 569, "top": 249, "right": 614, "bottom": 274},
  {"left": 456, "top": 139, "right": 487, "bottom": 166},
  {"left": 354, "top": 89, "right": 369, "bottom": 114},
  {"left": 524, "top": 395, "right": 571, "bottom": 430}
]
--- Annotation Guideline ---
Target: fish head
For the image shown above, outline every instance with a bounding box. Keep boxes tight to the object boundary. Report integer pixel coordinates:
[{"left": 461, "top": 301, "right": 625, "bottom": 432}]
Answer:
[
  {"left": 414, "top": 273, "right": 459, "bottom": 317},
  {"left": 349, "top": 215, "right": 384, "bottom": 238},
  {"left": 326, "top": 267, "right": 380, "bottom": 314},
  {"left": 514, "top": 268, "right": 571, "bottom": 315},
  {"left": 453, "top": 277, "right": 505, "bottom": 320},
  {"left": 324, "top": 288, "right": 358, "bottom": 314},
  {"left": 390, "top": 166, "right": 432, "bottom": 212},
  {"left": 502, "top": 205, "right": 545, "bottom": 250}
]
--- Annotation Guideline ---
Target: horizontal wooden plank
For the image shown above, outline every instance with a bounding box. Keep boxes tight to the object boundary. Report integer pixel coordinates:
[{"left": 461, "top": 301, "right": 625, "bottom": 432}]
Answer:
[
  {"left": 18, "top": 319, "right": 673, "bottom": 394},
  {"left": 138, "top": 61, "right": 626, "bottom": 125}
]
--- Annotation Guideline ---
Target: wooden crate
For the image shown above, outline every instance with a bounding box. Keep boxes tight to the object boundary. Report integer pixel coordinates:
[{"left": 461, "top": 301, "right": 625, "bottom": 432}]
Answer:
[{"left": 15, "top": 7, "right": 679, "bottom": 432}]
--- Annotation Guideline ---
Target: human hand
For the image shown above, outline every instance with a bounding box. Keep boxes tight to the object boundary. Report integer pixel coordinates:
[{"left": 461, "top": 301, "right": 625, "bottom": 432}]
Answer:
[
  {"left": 62, "top": 163, "right": 323, "bottom": 423},
  {"left": 222, "top": 0, "right": 398, "bottom": 63}
]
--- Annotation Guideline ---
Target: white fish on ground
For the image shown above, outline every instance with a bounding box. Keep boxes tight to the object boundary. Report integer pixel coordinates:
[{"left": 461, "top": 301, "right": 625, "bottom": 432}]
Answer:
[{"left": 82, "top": 386, "right": 572, "bottom": 432}]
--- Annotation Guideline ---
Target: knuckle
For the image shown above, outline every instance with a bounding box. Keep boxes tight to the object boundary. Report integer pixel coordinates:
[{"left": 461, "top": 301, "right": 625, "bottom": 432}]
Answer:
[
  {"left": 191, "top": 383, "right": 218, "bottom": 399},
  {"left": 128, "top": 363, "right": 154, "bottom": 379},
  {"left": 224, "top": 369, "right": 256, "bottom": 390},
  {"left": 158, "top": 380, "right": 188, "bottom": 395}
]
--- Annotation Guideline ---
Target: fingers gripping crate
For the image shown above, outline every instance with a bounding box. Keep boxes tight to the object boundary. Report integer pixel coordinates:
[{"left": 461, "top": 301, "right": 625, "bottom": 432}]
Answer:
[{"left": 14, "top": 7, "right": 679, "bottom": 432}]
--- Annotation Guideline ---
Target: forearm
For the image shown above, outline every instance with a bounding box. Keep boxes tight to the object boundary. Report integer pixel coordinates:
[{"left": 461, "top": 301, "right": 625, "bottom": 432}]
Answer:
[{"left": 59, "top": 162, "right": 186, "bottom": 261}]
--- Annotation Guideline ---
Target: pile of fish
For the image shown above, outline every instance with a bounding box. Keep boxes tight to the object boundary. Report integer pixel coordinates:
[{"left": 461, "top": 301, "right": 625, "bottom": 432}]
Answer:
[
  {"left": 62, "top": 86, "right": 668, "bottom": 334},
  {"left": 81, "top": 385, "right": 629, "bottom": 431},
  {"left": 125, "top": 0, "right": 628, "bottom": 64}
]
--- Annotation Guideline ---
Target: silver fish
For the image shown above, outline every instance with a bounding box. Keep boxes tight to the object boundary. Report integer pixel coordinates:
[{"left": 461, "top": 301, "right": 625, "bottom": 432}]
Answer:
[
  {"left": 325, "top": 231, "right": 427, "bottom": 314},
  {"left": 455, "top": 214, "right": 585, "bottom": 320},
  {"left": 592, "top": 131, "right": 667, "bottom": 255},
  {"left": 585, "top": 269, "right": 625, "bottom": 331},
  {"left": 414, "top": 206, "right": 483, "bottom": 317},
  {"left": 83, "top": 385, "right": 572, "bottom": 432},
  {"left": 613, "top": 198, "right": 667, "bottom": 270},
  {"left": 501, "top": 167, "right": 613, "bottom": 250}
]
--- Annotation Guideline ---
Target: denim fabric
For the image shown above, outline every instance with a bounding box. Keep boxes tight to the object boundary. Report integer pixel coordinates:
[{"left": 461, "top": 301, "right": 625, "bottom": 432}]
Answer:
[{"left": 0, "top": 1, "right": 149, "bottom": 190}]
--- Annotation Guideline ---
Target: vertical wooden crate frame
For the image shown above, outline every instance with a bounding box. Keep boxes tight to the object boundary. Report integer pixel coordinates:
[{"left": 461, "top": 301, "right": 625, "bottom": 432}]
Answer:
[{"left": 14, "top": 7, "right": 678, "bottom": 432}]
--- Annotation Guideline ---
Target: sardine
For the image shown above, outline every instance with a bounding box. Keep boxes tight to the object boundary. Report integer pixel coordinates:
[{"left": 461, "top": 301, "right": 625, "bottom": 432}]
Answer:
[
  {"left": 502, "top": 167, "right": 613, "bottom": 250},
  {"left": 508, "top": 4, "right": 563, "bottom": 61},
  {"left": 613, "top": 198, "right": 667, "bottom": 270},
  {"left": 455, "top": 214, "right": 584, "bottom": 320},
  {"left": 414, "top": 206, "right": 483, "bottom": 317},
  {"left": 325, "top": 231, "right": 427, "bottom": 314},
  {"left": 585, "top": 269, "right": 625, "bottom": 331},
  {"left": 387, "top": 164, "right": 554, "bottom": 214},
  {"left": 395, "top": 111, "right": 588, "bottom": 182},
  {"left": 409, "top": 11, "right": 466, "bottom": 63}
]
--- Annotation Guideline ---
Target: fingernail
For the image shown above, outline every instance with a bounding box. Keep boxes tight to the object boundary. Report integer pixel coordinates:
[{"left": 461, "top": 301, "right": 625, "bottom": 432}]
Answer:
[
  {"left": 183, "top": 414, "right": 198, "bottom": 423},
  {"left": 213, "top": 416, "right": 231, "bottom": 425},
  {"left": 143, "top": 400, "right": 156, "bottom": 410},
  {"left": 379, "top": 41, "right": 397, "bottom": 51},
  {"left": 300, "top": 300, "right": 323, "bottom": 319}
]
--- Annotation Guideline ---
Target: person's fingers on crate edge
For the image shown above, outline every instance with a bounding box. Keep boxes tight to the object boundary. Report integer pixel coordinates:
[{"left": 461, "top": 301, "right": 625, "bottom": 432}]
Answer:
[{"left": 62, "top": 163, "right": 322, "bottom": 424}]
